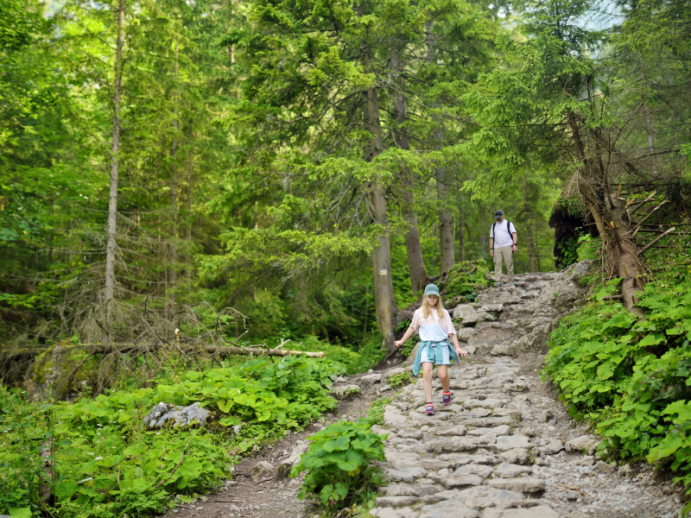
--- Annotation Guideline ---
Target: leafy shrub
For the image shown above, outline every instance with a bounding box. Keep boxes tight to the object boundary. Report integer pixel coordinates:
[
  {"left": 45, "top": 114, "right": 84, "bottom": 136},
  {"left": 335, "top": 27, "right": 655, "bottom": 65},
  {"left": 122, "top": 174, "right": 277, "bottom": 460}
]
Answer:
[
  {"left": 291, "top": 422, "right": 386, "bottom": 511},
  {"left": 0, "top": 354, "right": 341, "bottom": 517},
  {"left": 543, "top": 272, "right": 691, "bottom": 492},
  {"left": 365, "top": 397, "right": 391, "bottom": 427},
  {"left": 387, "top": 371, "right": 412, "bottom": 389},
  {"left": 443, "top": 261, "right": 489, "bottom": 301}
]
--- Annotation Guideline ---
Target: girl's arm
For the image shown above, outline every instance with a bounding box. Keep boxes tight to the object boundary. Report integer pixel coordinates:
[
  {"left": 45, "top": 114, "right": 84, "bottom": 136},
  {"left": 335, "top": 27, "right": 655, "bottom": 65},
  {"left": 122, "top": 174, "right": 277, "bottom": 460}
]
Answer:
[
  {"left": 450, "top": 333, "right": 469, "bottom": 357},
  {"left": 394, "top": 327, "right": 415, "bottom": 348}
]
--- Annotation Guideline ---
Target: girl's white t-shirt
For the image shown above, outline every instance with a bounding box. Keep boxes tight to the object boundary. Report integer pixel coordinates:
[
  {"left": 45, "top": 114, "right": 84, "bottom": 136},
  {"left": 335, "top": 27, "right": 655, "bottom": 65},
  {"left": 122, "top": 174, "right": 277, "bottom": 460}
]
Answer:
[{"left": 409, "top": 307, "right": 456, "bottom": 342}]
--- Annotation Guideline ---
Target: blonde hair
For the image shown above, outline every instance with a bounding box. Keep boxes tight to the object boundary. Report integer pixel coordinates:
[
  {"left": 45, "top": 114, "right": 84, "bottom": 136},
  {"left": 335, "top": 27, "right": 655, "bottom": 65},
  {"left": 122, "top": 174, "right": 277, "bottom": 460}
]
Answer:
[{"left": 421, "top": 294, "right": 446, "bottom": 319}]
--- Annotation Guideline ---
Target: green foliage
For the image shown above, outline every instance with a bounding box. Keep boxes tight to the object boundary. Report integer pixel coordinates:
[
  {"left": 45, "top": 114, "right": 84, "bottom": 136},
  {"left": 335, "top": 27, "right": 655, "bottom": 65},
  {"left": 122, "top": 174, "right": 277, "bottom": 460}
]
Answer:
[
  {"left": 387, "top": 372, "right": 412, "bottom": 390},
  {"left": 364, "top": 397, "right": 392, "bottom": 428},
  {"left": 577, "top": 234, "right": 599, "bottom": 262},
  {"left": 291, "top": 422, "right": 386, "bottom": 511},
  {"left": 544, "top": 268, "right": 691, "bottom": 492},
  {"left": 0, "top": 355, "right": 340, "bottom": 517},
  {"left": 443, "top": 261, "right": 490, "bottom": 301}
]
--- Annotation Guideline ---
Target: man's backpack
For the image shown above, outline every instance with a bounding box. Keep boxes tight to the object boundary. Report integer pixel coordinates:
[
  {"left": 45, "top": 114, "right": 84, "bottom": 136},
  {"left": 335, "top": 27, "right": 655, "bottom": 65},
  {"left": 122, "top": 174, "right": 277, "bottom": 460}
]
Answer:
[{"left": 492, "top": 220, "right": 515, "bottom": 237}]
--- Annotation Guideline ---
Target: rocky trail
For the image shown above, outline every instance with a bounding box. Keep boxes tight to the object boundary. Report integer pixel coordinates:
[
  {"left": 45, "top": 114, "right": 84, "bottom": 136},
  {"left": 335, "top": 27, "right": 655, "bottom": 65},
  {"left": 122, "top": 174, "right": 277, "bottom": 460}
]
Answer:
[{"left": 165, "top": 265, "right": 684, "bottom": 518}]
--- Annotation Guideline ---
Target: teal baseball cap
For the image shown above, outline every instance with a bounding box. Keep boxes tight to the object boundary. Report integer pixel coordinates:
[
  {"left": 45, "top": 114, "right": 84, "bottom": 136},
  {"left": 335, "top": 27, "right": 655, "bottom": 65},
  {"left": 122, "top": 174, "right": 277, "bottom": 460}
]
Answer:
[{"left": 424, "top": 284, "right": 440, "bottom": 297}]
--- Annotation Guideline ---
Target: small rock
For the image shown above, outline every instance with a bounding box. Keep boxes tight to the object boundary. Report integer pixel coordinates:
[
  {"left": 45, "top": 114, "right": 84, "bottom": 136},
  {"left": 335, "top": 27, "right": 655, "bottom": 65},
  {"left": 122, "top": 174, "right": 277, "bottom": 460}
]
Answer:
[
  {"left": 456, "top": 464, "right": 494, "bottom": 478},
  {"left": 540, "top": 439, "right": 564, "bottom": 455},
  {"left": 440, "top": 474, "right": 484, "bottom": 488},
  {"left": 331, "top": 384, "right": 361, "bottom": 399},
  {"left": 540, "top": 410, "right": 554, "bottom": 423},
  {"left": 618, "top": 463, "right": 633, "bottom": 476},
  {"left": 595, "top": 460, "right": 614, "bottom": 474},
  {"left": 361, "top": 373, "right": 382, "bottom": 385},
  {"left": 250, "top": 461, "right": 276, "bottom": 480},
  {"left": 565, "top": 435, "right": 599, "bottom": 455}
]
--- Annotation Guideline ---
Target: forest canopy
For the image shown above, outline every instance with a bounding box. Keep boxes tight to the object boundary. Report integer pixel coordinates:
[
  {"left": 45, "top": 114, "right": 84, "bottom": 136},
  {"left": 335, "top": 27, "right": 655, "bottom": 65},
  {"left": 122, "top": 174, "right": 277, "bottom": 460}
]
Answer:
[{"left": 0, "top": 0, "right": 689, "bottom": 353}]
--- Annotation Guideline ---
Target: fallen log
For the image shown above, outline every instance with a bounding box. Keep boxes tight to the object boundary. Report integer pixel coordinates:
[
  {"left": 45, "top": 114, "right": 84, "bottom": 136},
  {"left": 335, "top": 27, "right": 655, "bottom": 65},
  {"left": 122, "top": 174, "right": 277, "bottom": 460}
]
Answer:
[{"left": 0, "top": 343, "right": 326, "bottom": 360}]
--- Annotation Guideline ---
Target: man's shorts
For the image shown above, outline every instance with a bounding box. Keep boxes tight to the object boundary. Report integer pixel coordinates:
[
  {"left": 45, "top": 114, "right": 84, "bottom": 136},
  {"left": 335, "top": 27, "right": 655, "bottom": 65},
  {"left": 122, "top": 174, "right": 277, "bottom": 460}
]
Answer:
[{"left": 420, "top": 343, "right": 450, "bottom": 365}]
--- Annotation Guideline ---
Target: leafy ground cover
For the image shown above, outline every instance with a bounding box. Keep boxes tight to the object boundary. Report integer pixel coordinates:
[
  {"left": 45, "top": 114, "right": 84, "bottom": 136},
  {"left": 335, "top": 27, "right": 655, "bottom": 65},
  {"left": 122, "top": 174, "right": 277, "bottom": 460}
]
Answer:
[
  {"left": 0, "top": 354, "right": 343, "bottom": 518},
  {"left": 543, "top": 248, "right": 691, "bottom": 505}
]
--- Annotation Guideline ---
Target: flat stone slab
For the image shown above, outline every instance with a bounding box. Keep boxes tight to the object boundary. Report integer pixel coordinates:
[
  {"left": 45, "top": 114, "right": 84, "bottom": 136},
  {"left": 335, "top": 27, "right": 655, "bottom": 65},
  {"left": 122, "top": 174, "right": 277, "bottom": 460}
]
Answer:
[
  {"left": 488, "top": 477, "right": 546, "bottom": 493},
  {"left": 376, "top": 496, "right": 420, "bottom": 508},
  {"left": 384, "top": 406, "right": 408, "bottom": 428},
  {"left": 370, "top": 507, "right": 419, "bottom": 518},
  {"left": 494, "top": 462, "right": 533, "bottom": 478},
  {"left": 467, "top": 425, "right": 511, "bottom": 437},
  {"left": 425, "top": 437, "right": 480, "bottom": 453},
  {"left": 494, "top": 435, "right": 531, "bottom": 451},
  {"left": 419, "top": 498, "right": 480, "bottom": 518},
  {"left": 565, "top": 435, "right": 599, "bottom": 454},
  {"left": 453, "top": 485, "right": 525, "bottom": 505},
  {"left": 456, "top": 463, "right": 494, "bottom": 478},
  {"left": 482, "top": 505, "right": 559, "bottom": 518},
  {"left": 500, "top": 449, "right": 530, "bottom": 465},
  {"left": 384, "top": 466, "right": 427, "bottom": 482},
  {"left": 439, "top": 474, "right": 484, "bottom": 489}
]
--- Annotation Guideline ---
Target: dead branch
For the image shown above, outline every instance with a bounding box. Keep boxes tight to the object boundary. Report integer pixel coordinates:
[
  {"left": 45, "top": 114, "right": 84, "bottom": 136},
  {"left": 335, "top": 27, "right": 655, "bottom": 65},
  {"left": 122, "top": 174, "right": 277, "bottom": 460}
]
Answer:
[{"left": 638, "top": 228, "right": 676, "bottom": 256}]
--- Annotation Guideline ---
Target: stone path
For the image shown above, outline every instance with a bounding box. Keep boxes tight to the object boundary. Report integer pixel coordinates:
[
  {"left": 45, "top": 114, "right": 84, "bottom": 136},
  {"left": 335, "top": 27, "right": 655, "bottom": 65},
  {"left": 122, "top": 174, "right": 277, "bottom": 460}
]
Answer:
[{"left": 370, "top": 267, "right": 683, "bottom": 518}]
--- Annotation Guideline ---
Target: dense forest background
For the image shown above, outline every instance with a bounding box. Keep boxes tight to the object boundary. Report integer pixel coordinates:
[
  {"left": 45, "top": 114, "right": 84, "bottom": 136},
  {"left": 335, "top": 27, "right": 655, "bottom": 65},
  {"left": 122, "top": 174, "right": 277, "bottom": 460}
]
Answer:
[{"left": 0, "top": 0, "right": 689, "bottom": 353}]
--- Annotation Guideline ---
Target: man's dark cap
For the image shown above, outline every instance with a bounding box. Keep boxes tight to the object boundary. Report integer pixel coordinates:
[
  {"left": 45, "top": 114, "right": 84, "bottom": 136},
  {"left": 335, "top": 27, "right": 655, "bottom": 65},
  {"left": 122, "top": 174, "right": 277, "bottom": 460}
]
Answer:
[{"left": 495, "top": 209, "right": 504, "bottom": 217}]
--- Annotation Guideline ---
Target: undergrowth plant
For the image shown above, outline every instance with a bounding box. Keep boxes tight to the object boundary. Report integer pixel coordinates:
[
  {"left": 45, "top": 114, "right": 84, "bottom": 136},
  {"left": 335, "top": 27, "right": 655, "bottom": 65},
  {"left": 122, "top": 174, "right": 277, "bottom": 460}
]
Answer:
[
  {"left": 291, "top": 422, "right": 386, "bottom": 513},
  {"left": 0, "top": 355, "right": 342, "bottom": 517},
  {"left": 543, "top": 262, "right": 691, "bottom": 495}
]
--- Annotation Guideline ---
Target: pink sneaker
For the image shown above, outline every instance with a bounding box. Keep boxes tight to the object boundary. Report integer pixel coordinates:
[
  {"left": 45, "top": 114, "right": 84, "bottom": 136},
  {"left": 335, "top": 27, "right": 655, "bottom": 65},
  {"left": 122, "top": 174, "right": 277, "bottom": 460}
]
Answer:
[
  {"left": 442, "top": 392, "right": 452, "bottom": 406},
  {"left": 425, "top": 402, "right": 435, "bottom": 416}
]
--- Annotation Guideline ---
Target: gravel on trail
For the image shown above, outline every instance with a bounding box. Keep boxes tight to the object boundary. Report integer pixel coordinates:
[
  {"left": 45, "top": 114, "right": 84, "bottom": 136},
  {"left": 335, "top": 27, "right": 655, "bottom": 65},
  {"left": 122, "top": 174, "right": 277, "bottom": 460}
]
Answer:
[{"left": 162, "top": 263, "right": 685, "bottom": 518}]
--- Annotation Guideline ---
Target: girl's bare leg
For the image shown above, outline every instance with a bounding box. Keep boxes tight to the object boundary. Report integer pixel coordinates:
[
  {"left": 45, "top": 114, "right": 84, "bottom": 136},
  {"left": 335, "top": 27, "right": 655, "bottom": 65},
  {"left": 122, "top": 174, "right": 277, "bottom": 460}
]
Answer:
[
  {"left": 437, "top": 365, "right": 450, "bottom": 393},
  {"left": 422, "top": 362, "right": 434, "bottom": 402}
]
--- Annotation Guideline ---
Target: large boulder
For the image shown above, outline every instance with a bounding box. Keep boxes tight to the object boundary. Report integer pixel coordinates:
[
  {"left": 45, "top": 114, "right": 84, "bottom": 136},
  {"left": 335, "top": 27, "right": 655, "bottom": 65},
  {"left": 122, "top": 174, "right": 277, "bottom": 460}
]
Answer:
[{"left": 143, "top": 402, "right": 211, "bottom": 429}]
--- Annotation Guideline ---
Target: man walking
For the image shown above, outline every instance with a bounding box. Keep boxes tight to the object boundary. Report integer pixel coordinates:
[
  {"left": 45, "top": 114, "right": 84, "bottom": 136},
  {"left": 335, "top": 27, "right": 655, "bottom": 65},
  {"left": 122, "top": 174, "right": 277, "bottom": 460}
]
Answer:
[{"left": 489, "top": 210, "right": 517, "bottom": 286}]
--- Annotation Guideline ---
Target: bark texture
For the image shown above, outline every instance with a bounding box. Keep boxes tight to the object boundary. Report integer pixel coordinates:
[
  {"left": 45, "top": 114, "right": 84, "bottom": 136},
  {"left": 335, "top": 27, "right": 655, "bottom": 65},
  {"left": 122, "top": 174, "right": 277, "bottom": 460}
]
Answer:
[
  {"left": 105, "top": 0, "right": 125, "bottom": 318},
  {"left": 364, "top": 86, "right": 398, "bottom": 353},
  {"left": 392, "top": 48, "right": 427, "bottom": 292}
]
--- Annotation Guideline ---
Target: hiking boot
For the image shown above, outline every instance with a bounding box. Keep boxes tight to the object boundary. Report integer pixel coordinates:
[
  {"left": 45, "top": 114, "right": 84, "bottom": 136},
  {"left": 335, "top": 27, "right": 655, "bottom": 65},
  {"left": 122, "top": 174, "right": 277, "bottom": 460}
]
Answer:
[
  {"left": 442, "top": 392, "right": 452, "bottom": 406},
  {"left": 425, "top": 402, "right": 435, "bottom": 416}
]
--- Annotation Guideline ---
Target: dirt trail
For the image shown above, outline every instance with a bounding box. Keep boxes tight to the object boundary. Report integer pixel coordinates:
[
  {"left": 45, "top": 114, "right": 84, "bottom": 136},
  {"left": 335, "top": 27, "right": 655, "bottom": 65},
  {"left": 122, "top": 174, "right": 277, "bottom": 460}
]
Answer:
[{"left": 164, "top": 265, "right": 684, "bottom": 518}]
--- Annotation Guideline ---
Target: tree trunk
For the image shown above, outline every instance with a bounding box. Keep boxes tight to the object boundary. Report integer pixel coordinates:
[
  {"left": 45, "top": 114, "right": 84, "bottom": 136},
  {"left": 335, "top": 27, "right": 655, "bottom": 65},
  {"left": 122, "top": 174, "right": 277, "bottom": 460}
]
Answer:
[
  {"left": 426, "top": 21, "right": 454, "bottom": 273},
  {"left": 458, "top": 194, "right": 465, "bottom": 262},
  {"left": 567, "top": 110, "right": 644, "bottom": 317},
  {"left": 522, "top": 174, "right": 536, "bottom": 273},
  {"left": 105, "top": 0, "right": 125, "bottom": 321},
  {"left": 640, "top": 60, "right": 658, "bottom": 175},
  {"left": 167, "top": 41, "right": 179, "bottom": 322},
  {"left": 364, "top": 86, "right": 397, "bottom": 353},
  {"left": 391, "top": 48, "right": 426, "bottom": 292},
  {"left": 437, "top": 166, "right": 455, "bottom": 273}
]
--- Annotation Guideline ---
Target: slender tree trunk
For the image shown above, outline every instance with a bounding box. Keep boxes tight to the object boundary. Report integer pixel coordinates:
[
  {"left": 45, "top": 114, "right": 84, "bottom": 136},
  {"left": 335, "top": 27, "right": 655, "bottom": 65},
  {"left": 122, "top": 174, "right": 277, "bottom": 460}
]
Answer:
[
  {"left": 458, "top": 193, "right": 465, "bottom": 262},
  {"left": 437, "top": 166, "right": 455, "bottom": 273},
  {"left": 105, "top": 0, "right": 125, "bottom": 320},
  {"left": 364, "top": 86, "right": 397, "bottom": 354},
  {"left": 391, "top": 48, "right": 426, "bottom": 292},
  {"left": 640, "top": 60, "right": 658, "bottom": 175},
  {"left": 522, "top": 174, "right": 536, "bottom": 273},
  {"left": 167, "top": 41, "right": 179, "bottom": 322},
  {"left": 426, "top": 21, "right": 454, "bottom": 273}
]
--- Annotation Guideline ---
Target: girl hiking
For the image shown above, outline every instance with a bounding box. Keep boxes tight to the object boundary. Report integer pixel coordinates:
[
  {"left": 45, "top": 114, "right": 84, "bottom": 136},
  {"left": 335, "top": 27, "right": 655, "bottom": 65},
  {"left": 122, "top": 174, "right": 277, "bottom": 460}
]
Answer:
[{"left": 394, "top": 284, "right": 468, "bottom": 415}]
